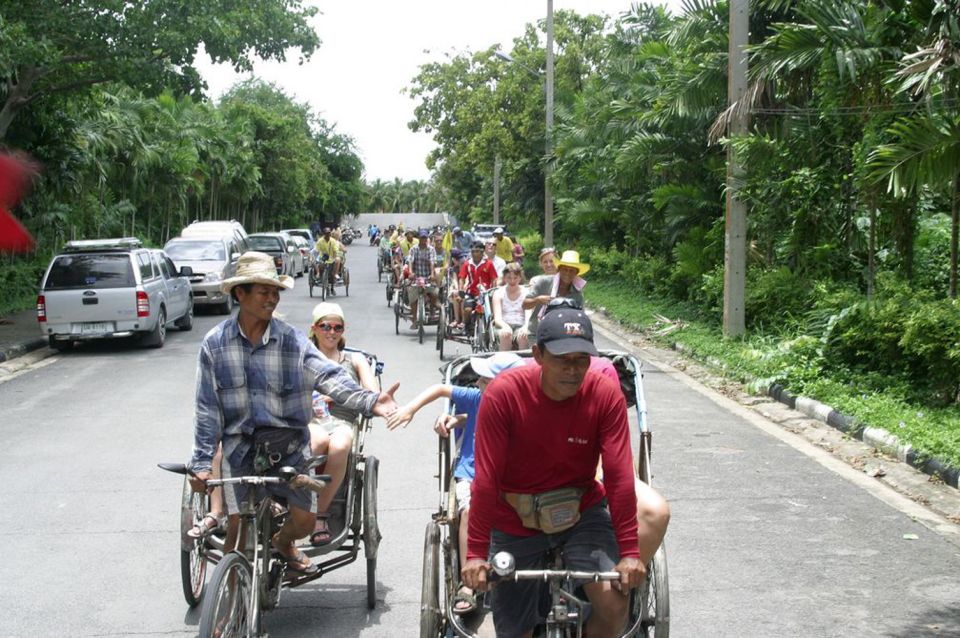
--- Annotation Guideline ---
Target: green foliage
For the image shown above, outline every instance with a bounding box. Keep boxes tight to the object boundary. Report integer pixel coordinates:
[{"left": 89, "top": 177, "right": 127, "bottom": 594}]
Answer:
[
  {"left": 900, "top": 299, "right": 960, "bottom": 403},
  {"left": 0, "top": 255, "right": 47, "bottom": 316}
]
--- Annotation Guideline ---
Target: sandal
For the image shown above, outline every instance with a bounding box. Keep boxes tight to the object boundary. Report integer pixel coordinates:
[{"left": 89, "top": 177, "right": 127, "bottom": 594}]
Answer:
[
  {"left": 186, "top": 513, "right": 223, "bottom": 539},
  {"left": 272, "top": 539, "right": 319, "bottom": 575},
  {"left": 452, "top": 584, "right": 478, "bottom": 615},
  {"left": 310, "top": 513, "right": 333, "bottom": 546}
]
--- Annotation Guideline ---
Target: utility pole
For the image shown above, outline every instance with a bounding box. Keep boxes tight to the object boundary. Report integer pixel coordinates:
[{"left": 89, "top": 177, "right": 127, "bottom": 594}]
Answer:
[
  {"left": 724, "top": 0, "right": 748, "bottom": 337},
  {"left": 493, "top": 155, "right": 501, "bottom": 224},
  {"left": 544, "top": 0, "right": 555, "bottom": 247}
]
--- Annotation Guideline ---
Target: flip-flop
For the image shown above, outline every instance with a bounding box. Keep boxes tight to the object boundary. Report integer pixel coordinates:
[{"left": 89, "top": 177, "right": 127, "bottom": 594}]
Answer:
[
  {"left": 186, "top": 513, "right": 224, "bottom": 539},
  {"left": 273, "top": 545, "right": 319, "bottom": 575},
  {"left": 452, "top": 585, "right": 478, "bottom": 615}
]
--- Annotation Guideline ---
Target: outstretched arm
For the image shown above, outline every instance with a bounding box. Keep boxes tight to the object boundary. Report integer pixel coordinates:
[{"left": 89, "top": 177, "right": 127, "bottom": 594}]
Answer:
[{"left": 386, "top": 383, "right": 453, "bottom": 430}]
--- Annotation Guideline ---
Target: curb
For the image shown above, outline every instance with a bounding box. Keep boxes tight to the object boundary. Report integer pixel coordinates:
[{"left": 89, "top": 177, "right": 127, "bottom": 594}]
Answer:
[
  {"left": 0, "top": 337, "right": 47, "bottom": 364},
  {"left": 671, "top": 342, "right": 960, "bottom": 490}
]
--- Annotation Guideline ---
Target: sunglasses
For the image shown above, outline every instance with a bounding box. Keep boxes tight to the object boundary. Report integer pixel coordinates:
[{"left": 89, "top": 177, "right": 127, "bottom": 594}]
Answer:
[{"left": 315, "top": 322, "right": 344, "bottom": 333}]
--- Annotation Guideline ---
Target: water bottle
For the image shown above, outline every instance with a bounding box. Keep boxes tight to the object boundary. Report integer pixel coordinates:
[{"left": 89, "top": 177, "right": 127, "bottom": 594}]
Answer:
[{"left": 312, "top": 391, "right": 330, "bottom": 419}]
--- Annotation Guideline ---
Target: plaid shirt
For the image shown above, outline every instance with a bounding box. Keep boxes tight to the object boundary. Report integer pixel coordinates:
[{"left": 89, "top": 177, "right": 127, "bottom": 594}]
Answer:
[
  {"left": 407, "top": 244, "right": 437, "bottom": 278},
  {"left": 191, "top": 316, "right": 378, "bottom": 472}
]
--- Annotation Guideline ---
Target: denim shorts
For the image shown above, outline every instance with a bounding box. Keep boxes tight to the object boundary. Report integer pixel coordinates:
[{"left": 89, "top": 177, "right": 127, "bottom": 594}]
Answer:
[{"left": 488, "top": 502, "right": 620, "bottom": 638}]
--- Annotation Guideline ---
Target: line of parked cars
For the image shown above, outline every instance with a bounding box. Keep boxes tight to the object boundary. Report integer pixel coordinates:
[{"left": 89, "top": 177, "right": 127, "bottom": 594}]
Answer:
[{"left": 36, "top": 220, "right": 319, "bottom": 351}]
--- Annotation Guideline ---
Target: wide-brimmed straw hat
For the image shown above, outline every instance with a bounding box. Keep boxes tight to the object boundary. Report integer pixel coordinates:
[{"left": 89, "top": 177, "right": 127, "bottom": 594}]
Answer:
[
  {"left": 556, "top": 250, "right": 590, "bottom": 276},
  {"left": 220, "top": 251, "right": 295, "bottom": 294}
]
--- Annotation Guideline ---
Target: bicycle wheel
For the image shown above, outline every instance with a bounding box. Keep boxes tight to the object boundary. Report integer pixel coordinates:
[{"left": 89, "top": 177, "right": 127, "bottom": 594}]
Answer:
[
  {"left": 198, "top": 552, "right": 253, "bottom": 638},
  {"left": 309, "top": 268, "right": 316, "bottom": 298},
  {"left": 418, "top": 300, "right": 425, "bottom": 344},
  {"left": 631, "top": 543, "right": 670, "bottom": 638},
  {"left": 394, "top": 300, "right": 401, "bottom": 335},
  {"left": 472, "top": 318, "right": 486, "bottom": 354},
  {"left": 363, "top": 455, "right": 381, "bottom": 609},
  {"left": 179, "top": 478, "right": 208, "bottom": 607},
  {"left": 420, "top": 520, "right": 441, "bottom": 638},
  {"left": 343, "top": 267, "right": 350, "bottom": 296},
  {"left": 436, "top": 304, "right": 445, "bottom": 355},
  {"left": 320, "top": 266, "right": 329, "bottom": 301}
]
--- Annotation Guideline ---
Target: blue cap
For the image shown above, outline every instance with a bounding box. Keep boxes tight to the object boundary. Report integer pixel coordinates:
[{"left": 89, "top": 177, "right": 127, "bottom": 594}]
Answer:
[{"left": 470, "top": 352, "right": 524, "bottom": 379}]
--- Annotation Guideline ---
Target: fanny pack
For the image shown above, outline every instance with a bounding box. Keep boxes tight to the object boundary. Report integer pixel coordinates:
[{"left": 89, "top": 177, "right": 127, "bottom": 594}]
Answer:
[
  {"left": 503, "top": 487, "right": 584, "bottom": 534},
  {"left": 252, "top": 426, "right": 303, "bottom": 473}
]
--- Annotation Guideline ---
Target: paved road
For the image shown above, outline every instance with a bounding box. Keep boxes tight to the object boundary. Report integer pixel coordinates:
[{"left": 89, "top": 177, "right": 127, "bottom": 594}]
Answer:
[{"left": 1, "top": 244, "right": 959, "bottom": 637}]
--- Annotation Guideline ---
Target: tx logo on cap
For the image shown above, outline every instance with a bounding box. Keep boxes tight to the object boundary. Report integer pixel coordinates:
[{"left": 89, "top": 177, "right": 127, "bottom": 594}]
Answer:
[{"left": 563, "top": 322, "right": 585, "bottom": 336}]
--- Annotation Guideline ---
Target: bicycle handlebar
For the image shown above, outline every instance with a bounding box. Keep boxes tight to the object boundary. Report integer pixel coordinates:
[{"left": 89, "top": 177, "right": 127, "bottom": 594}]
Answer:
[
  {"left": 490, "top": 551, "right": 621, "bottom": 583},
  {"left": 158, "top": 462, "right": 331, "bottom": 495}
]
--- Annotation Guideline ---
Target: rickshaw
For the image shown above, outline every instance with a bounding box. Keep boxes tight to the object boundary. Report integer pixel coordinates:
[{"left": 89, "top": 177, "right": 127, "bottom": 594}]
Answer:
[
  {"left": 376, "top": 244, "right": 393, "bottom": 283},
  {"left": 419, "top": 350, "right": 670, "bottom": 637},
  {"left": 164, "top": 347, "right": 385, "bottom": 636},
  {"left": 392, "top": 276, "right": 441, "bottom": 344},
  {"left": 434, "top": 281, "right": 498, "bottom": 360},
  {"left": 309, "top": 253, "right": 350, "bottom": 299}
]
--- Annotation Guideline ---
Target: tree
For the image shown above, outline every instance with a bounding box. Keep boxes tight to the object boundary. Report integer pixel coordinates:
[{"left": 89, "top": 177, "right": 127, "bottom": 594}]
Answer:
[{"left": 0, "top": 0, "right": 320, "bottom": 139}]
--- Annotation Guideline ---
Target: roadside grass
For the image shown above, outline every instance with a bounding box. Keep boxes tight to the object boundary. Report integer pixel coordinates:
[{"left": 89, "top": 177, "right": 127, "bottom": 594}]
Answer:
[{"left": 586, "top": 278, "right": 960, "bottom": 470}]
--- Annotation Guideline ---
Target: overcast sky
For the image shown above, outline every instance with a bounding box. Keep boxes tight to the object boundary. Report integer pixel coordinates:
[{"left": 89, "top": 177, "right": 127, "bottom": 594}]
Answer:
[{"left": 198, "top": 1, "right": 685, "bottom": 183}]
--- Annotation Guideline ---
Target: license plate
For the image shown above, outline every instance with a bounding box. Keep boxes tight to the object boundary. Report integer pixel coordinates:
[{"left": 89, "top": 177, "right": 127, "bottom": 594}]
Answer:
[{"left": 79, "top": 322, "right": 114, "bottom": 335}]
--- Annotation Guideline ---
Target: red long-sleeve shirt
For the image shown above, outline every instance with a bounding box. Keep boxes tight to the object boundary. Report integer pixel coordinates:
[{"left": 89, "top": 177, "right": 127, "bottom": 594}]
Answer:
[{"left": 467, "top": 364, "right": 639, "bottom": 561}]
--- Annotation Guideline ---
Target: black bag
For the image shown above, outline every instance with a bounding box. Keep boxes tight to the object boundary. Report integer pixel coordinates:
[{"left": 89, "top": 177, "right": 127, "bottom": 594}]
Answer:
[{"left": 252, "top": 426, "right": 304, "bottom": 473}]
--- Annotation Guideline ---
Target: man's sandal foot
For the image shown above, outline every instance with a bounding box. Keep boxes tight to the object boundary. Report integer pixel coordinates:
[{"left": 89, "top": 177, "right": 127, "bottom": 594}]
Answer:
[
  {"left": 452, "top": 585, "right": 478, "bottom": 615},
  {"left": 186, "top": 513, "right": 224, "bottom": 539},
  {"left": 272, "top": 544, "right": 318, "bottom": 575}
]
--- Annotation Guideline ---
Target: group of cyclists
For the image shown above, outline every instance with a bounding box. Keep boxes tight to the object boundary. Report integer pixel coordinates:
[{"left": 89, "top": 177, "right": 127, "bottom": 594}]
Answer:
[{"left": 183, "top": 225, "right": 670, "bottom": 637}]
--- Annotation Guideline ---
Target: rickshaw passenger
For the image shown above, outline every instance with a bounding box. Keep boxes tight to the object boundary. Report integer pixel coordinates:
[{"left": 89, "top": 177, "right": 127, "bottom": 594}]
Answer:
[
  {"left": 455, "top": 242, "right": 497, "bottom": 331},
  {"left": 523, "top": 250, "right": 588, "bottom": 336},
  {"left": 463, "top": 309, "right": 643, "bottom": 638},
  {"left": 189, "top": 252, "right": 398, "bottom": 576},
  {"left": 490, "top": 262, "right": 532, "bottom": 351},
  {"left": 386, "top": 352, "right": 525, "bottom": 615},
  {"left": 306, "top": 302, "right": 380, "bottom": 545}
]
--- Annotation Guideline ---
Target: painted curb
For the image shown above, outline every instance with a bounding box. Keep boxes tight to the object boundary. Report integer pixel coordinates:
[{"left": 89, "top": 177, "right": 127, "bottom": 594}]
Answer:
[
  {"left": 668, "top": 341, "right": 960, "bottom": 490},
  {"left": 0, "top": 337, "right": 47, "bottom": 364}
]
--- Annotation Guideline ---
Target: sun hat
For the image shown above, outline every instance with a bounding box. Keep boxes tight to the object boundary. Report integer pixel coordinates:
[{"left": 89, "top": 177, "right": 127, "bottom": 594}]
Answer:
[
  {"left": 311, "top": 302, "right": 344, "bottom": 325},
  {"left": 555, "top": 250, "right": 590, "bottom": 276},
  {"left": 470, "top": 352, "right": 524, "bottom": 379},
  {"left": 453, "top": 226, "right": 461, "bottom": 233},
  {"left": 220, "top": 251, "right": 294, "bottom": 294},
  {"left": 536, "top": 308, "right": 598, "bottom": 356},
  {"left": 494, "top": 227, "right": 504, "bottom": 235}
]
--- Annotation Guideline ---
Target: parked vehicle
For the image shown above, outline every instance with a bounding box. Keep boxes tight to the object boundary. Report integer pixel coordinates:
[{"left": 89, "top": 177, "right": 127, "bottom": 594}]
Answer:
[
  {"left": 181, "top": 220, "right": 251, "bottom": 254},
  {"left": 281, "top": 227, "right": 314, "bottom": 243},
  {"left": 290, "top": 234, "right": 314, "bottom": 275},
  {"left": 278, "top": 231, "right": 305, "bottom": 276},
  {"left": 248, "top": 232, "right": 297, "bottom": 277},
  {"left": 37, "top": 237, "right": 193, "bottom": 351},
  {"left": 471, "top": 223, "right": 505, "bottom": 243},
  {"left": 163, "top": 235, "right": 241, "bottom": 315}
]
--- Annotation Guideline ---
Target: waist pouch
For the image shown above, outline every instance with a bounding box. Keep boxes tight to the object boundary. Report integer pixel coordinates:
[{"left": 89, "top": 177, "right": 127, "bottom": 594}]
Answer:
[
  {"left": 252, "top": 427, "right": 303, "bottom": 473},
  {"left": 503, "top": 487, "right": 584, "bottom": 534}
]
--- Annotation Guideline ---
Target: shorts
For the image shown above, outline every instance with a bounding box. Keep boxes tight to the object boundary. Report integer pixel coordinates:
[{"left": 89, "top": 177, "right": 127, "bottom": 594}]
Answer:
[
  {"left": 407, "top": 283, "right": 438, "bottom": 303},
  {"left": 488, "top": 503, "right": 620, "bottom": 638},
  {"left": 311, "top": 415, "right": 356, "bottom": 437},
  {"left": 497, "top": 324, "right": 527, "bottom": 343},
  {"left": 455, "top": 478, "right": 472, "bottom": 513},
  {"left": 221, "top": 432, "right": 316, "bottom": 516}
]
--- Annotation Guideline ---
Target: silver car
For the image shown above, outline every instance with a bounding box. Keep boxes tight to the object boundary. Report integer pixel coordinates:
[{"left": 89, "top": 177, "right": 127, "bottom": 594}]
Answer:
[
  {"left": 164, "top": 235, "right": 241, "bottom": 314},
  {"left": 249, "top": 232, "right": 302, "bottom": 277},
  {"left": 37, "top": 238, "right": 194, "bottom": 351}
]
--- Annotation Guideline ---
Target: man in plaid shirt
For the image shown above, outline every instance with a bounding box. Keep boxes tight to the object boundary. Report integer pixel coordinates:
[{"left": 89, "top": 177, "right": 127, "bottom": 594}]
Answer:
[
  {"left": 405, "top": 229, "right": 439, "bottom": 330},
  {"left": 190, "top": 252, "right": 399, "bottom": 575}
]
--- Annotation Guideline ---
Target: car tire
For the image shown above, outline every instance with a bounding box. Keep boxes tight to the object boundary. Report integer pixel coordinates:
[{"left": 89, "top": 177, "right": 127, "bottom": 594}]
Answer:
[
  {"left": 175, "top": 299, "right": 194, "bottom": 331},
  {"left": 219, "top": 295, "right": 233, "bottom": 315},
  {"left": 143, "top": 307, "right": 167, "bottom": 348}
]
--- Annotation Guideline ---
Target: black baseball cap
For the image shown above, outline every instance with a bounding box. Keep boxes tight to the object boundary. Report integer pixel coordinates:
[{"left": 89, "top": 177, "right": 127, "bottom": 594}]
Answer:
[{"left": 536, "top": 309, "right": 598, "bottom": 356}]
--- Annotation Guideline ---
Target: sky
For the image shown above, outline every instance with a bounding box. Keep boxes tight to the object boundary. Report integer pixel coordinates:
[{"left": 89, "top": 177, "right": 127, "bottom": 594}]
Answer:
[{"left": 199, "top": 1, "right": 685, "bottom": 183}]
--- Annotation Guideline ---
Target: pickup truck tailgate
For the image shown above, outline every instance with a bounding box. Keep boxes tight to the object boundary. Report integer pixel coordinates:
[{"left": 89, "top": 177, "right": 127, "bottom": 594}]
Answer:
[{"left": 41, "top": 254, "right": 140, "bottom": 333}]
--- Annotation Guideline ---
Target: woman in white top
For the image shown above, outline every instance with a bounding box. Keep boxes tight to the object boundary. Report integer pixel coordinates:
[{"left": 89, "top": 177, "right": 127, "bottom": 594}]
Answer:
[{"left": 491, "top": 262, "right": 532, "bottom": 351}]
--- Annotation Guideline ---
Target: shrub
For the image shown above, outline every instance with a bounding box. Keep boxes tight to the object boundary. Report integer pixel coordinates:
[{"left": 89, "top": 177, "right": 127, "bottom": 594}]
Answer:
[
  {"left": 744, "top": 266, "right": 812, "bottom": 330},
  {"left": 900, "top": 299, "right": 960, "bottom": 404}
]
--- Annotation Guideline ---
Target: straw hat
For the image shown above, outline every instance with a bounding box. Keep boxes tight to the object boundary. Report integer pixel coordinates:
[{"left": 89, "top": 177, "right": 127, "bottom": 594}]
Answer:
[
  {"left": 220, "top": 251, "right": 295, "bottom": 294},
  {"left": 555, "top": 250, "right": 590, "bottom": 276}
]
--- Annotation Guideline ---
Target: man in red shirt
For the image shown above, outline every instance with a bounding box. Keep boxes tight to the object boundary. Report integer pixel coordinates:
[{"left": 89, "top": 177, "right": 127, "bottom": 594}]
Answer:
[
  {"left": 463, "top": 309, "right": 643, "bottom": 637},
  {"left": 455, "top": 241, "right": 498, "bottom": 332}
]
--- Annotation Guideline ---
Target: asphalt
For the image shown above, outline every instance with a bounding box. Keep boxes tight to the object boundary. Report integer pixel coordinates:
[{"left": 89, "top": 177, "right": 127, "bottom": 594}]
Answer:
[{"left": 0, "top": 307, "right": 47, "bottom": 363}]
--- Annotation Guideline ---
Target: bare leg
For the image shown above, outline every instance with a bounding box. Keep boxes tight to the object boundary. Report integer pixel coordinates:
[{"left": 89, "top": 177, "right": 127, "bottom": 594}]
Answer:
[
  {"left": 498, "top": 327, "right": 512, "bottom": 351},
  {"left": 635, "top": 478, "right": 670, "bottom": 565},
  {"left": 316, "top": 428, "right": 353, "bottom": 514},
  {"left": 583, "top": 580, "right": 629, "bottom": 637}
]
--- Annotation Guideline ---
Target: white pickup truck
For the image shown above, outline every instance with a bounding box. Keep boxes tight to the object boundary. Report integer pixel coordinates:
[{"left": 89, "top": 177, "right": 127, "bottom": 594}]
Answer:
[{"left": 37, "top": 238, "right": 194, "bottom": 351}]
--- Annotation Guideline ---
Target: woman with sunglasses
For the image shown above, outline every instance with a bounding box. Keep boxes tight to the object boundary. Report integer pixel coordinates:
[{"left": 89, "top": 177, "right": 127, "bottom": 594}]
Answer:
[{"left": 306, "top": 302, "right": 379, "bottom": 545}]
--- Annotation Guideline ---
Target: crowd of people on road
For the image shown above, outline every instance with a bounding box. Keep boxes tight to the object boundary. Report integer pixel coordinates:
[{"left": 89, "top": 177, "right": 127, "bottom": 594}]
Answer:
[{"left": 183, "top": 227, "right": 670, "bottom": 637}]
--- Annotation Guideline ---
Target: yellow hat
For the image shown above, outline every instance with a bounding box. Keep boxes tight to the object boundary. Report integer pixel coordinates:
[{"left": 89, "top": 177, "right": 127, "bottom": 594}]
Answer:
[{"left": 556, "top": 250, "right": 590, "bottom": 276}]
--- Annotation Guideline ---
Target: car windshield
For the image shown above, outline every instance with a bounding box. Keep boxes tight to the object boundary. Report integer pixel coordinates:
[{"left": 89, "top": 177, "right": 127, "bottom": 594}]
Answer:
[
  {"left": 249, "top": 236, "right": 283, "bottom": 251},
  {"left": 163, "top": 240, "right": 225, "bottom": 261},
  {"left": 45, "top": 254, "right": 136, "bottom": 289}
]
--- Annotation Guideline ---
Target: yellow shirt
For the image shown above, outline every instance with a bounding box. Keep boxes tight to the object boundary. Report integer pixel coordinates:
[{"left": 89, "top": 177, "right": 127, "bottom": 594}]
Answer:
[
  {"left": 315, "top": 237, "right": 340, "bottom": 259},
  {"left": 399, "top": 238, "right": 415, "bottom": 257},
  {"left": 495, "top": 236, "right": 515, "bottom": 262}
]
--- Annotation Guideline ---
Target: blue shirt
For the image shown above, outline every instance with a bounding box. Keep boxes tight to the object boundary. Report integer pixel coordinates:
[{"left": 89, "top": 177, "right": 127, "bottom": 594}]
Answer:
[
  {"left": 191, "top": 316, "right": 378, "bottom": 472},
  {"left": 451, "top": 385, "right": 482, "bottom": 480}
]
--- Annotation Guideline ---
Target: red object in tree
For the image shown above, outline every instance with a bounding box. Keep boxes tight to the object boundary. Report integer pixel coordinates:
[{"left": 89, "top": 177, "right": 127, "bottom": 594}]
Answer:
[{"left": 0, "top": 152, "right": 38, "bottom": 254}]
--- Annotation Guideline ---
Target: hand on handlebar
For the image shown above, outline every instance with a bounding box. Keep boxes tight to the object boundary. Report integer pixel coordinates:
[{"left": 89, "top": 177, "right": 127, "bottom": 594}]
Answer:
[
  {"left": 188, "top": 470, "right": 211, "bottom": 493},
  {"left": 613, "top": 556, "right": 646, "bottom": 590},
  {"left": 433, "top": 413, "right": 468, "bottom": 437},
  {"left": 461, "top": 558, "right": 492, "bottom": 592}
]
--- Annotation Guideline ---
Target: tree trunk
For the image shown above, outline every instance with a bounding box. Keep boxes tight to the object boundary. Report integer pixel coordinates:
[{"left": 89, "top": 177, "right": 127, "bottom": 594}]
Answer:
[
  {"left": 951, "top": 171, "right": 959, "bottom": 300},
  {"left": 867, "top": 192, "right": 876, "bottom": 300}
]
